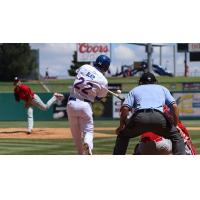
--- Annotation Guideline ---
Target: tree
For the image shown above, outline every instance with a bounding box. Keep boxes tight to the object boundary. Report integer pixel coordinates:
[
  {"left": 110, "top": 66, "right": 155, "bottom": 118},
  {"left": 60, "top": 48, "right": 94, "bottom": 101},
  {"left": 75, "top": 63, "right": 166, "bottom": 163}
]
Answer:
[
  {"left": 0, "top": 43, "right": 37, "bottom": 81},
  {"left": 68, "top": 51, "right": 90, "bottom": 76}
]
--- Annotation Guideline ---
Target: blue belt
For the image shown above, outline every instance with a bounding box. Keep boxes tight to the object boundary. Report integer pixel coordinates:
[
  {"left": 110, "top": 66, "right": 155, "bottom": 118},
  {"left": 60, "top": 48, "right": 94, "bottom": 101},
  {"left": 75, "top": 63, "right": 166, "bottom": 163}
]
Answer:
[{"left": 69, "top": 96, "right": 91, "bottom": 103}]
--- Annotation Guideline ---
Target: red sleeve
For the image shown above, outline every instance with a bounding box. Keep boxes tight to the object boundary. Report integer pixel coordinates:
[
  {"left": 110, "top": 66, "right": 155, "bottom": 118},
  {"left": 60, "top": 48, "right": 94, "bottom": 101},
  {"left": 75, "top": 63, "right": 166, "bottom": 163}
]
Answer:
[
  {"left": 177, "top": 121, "right": 197, "bottom": 155},
  {"left": 15, "top": 85, "right": 34, "bottom": 102},
  {"left": 177, "top": 121, "right": 189, "bottom": 137}
]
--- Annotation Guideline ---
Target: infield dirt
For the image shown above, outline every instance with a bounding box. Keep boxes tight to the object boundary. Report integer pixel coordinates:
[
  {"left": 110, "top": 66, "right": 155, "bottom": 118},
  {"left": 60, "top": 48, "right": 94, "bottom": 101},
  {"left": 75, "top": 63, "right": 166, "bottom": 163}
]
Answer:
[
  {"left": 0, "top": 127, "right": 199, "bottom": 139},
  {"left": 0, "top": 128, "right": 116, "bottom": 139}
]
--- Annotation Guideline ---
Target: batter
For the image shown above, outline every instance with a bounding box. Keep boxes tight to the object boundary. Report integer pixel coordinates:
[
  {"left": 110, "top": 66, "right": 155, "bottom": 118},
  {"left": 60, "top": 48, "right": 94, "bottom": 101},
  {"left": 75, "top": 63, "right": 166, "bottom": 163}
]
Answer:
[{"left": 66, "top": 55, "right": 111, "bottom": 155}]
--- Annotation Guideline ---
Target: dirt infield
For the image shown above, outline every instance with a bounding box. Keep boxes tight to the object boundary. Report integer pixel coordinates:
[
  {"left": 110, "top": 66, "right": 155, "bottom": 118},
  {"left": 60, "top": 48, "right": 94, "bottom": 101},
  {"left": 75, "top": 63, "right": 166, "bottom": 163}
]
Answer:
[
  {"left": 0, "top": 127, "right": 199, "bottom": 139},
  {"left": 0, "top": 128, "right": 116, "bottom": 139}
]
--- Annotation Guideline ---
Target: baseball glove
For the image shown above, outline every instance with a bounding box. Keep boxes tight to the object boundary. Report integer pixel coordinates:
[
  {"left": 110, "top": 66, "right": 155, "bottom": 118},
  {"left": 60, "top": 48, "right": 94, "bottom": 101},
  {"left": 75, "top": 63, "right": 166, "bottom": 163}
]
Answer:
[{"left": 14, "top": 92, "right": 20, "bottom": 102}]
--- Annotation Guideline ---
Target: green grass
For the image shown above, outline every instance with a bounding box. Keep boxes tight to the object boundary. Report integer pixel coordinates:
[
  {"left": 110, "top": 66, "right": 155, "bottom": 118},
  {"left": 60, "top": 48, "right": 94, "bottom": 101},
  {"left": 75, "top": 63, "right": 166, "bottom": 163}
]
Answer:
[
  {"left": 0, "top": 119, "right": 199, "bottom": 128},
  {"left": 40, "top": 76, "right": 200, "bottom": 93},
  {"left": 0, "top": 135, "right": 143, "bottom": 155},
  {"left": 1, "top": 76, "right": 200, "bottom": 93},
  {"left": 0, "top": 131, "right": 198, "bottom": 155},
  {"left": 0, "top": 121, "right": 70, "bottom": 128},
  {"left": 0, "top": 120, "right": 199, "bottom": 155},
  {"left": 0, "top": 81, "right": 46, "bottom": 93},
  {"left": 0, "top": 139, "right": 73, "bottom": 155}
]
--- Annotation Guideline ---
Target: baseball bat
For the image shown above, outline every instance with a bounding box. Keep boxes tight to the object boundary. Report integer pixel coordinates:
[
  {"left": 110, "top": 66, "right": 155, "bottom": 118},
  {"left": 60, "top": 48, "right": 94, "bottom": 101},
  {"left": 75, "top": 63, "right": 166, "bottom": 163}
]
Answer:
[{"left": 107, "top": 89, "right": 125, "bottom": 101}]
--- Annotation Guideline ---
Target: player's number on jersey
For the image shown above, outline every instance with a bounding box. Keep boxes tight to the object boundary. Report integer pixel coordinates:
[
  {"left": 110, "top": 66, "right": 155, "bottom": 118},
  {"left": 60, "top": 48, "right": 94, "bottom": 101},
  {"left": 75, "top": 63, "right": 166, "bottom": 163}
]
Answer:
[{"left": 74, "top": 77, "right": 93, "bottom": 95}]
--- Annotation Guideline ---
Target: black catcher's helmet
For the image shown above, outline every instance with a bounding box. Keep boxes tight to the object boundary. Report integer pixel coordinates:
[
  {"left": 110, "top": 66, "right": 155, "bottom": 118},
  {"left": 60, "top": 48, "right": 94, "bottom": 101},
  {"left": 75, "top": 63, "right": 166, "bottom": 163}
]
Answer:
[{"left": 139, "top": 72, "right": 157, "bottom": 85}]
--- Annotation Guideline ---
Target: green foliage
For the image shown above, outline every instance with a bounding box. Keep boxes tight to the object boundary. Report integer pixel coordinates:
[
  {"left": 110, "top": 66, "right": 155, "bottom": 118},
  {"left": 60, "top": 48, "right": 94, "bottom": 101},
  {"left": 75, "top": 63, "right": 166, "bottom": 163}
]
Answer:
[
  {"left": 68, "top": 51, "right": 90, "bottom": 76},
  {"left": 0, "top": 43, "right": 37, "bottom": 81}
]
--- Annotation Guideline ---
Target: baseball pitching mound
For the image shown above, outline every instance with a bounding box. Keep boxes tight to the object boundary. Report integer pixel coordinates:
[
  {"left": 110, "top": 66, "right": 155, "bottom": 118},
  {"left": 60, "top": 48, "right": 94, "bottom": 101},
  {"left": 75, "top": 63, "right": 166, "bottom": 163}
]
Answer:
[{"left": 0, "top": 128, "right": 116, "bottom": 139}]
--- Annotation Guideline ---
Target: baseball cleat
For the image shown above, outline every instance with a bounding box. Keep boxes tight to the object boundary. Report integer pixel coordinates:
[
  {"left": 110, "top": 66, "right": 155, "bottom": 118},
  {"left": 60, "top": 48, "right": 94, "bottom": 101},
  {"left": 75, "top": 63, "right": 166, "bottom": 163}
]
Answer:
[
  {"left": 83, "top": 143, "right": 92, "bottom": 155},
  {"left": 27, "top": 130, "right": 32, "bottom": 134},
  {"left": 54, "top": 93, "right": 64, "bottom": 101}
]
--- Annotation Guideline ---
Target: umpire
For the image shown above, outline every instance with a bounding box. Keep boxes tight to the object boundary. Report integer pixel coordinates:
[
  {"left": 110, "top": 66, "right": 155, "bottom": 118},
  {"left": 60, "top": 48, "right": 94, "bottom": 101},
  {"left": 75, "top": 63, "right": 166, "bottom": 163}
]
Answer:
[{"left": 113, "top": 72, "right": 186, "bottom": 155}]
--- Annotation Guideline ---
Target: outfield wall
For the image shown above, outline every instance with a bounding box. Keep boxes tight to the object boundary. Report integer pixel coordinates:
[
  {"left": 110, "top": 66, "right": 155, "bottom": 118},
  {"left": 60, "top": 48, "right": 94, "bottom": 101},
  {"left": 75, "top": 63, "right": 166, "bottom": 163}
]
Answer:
[
  {"left": 1, "top": 91, "right": 200, "bottom": 121},
  {"left": 112, "top": 91, "right": 200, "bottom": 120},
  {"left": 0, "top": 93, "right": 54, "bottom": 121},
  {"left": 0, "top": 93, "right": 113, "bottom": 121}
]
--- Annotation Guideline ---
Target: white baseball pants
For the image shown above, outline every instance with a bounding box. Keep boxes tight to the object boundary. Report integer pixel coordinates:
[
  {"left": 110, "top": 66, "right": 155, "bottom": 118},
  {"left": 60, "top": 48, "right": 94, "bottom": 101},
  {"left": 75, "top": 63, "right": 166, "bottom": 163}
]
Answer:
[
  {"left": 67, "top": 99, "right": 94, "bottom": 155},
  {"left": 31, "top": 94, "right": 57, "bottom": 110},
  {"left": 26, "top": 94, "right": 57, "bottom": 132},
  {"left": 27, "top": 107, "right": 33, "bottom": 132},
  {"left": 137, "top": 139, "right": 172, "bottom": 155}
]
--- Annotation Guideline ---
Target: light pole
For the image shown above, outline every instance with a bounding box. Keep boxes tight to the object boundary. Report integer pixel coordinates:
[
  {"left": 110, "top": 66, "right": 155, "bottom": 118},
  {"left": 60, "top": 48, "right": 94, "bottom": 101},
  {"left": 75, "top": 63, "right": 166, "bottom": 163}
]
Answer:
[
  {"left": 173, "top": 45, "right": 176, "bottom": 76},
  {"left": 184, "top": 50, "right": 188, "bottom": 77},
  {"left": 159, "top": 46, "right": 162, "bottom": 66},
  {"left": 146, "top": 43, "right": 153, "bottom": 73}
]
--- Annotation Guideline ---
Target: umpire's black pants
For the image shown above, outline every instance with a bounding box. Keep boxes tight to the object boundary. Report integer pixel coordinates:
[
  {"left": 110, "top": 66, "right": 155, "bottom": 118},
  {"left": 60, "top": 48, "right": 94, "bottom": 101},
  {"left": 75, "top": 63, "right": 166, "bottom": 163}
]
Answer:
[{"left": 113, "top": 109, "right": 186, "bottom": 155}]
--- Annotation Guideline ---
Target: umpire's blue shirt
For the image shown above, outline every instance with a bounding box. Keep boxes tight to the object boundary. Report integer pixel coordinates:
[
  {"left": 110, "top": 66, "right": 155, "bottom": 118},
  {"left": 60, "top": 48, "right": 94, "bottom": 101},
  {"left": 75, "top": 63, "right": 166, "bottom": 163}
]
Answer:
[{"left": 123, "top": 84, "right": 175, "bottom": 112}]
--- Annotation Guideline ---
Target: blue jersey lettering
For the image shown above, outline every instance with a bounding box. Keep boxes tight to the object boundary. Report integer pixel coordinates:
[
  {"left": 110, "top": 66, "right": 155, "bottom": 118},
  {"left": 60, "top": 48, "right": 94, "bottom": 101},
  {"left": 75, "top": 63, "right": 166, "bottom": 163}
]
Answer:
[{"left": 86, "top": 72, "right": 95, "bottom": 80}]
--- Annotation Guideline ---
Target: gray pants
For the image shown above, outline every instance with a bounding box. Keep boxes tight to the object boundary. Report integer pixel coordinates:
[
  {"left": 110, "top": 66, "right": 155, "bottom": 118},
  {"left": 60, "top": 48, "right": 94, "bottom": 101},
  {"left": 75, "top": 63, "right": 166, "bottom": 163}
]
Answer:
[{"left": 113, "top": 109, "right": 186, "bottom": 155}]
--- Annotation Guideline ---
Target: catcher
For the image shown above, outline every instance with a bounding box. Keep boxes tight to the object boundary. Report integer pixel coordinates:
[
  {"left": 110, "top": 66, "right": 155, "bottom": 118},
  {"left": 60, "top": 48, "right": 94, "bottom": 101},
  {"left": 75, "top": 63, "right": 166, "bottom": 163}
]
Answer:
[
  {"left": 133, "top": 105, "right": 197, "bottom": 155},
  {"left": 13, "top": 77, "right": 64, "bottom": 134},
  {"left": 133, "top": 122, "right": 197, "bottom": 155}
]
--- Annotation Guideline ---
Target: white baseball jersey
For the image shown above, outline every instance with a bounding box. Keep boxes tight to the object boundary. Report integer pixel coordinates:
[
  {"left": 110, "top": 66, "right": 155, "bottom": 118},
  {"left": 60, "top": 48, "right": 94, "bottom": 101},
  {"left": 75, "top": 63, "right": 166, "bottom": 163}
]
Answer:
[
  {"left": 70, "top": 64, "right": 108, "bottom": 102},
  {"left": 67, "top": 64, "right": 109, "bottom": 155}
]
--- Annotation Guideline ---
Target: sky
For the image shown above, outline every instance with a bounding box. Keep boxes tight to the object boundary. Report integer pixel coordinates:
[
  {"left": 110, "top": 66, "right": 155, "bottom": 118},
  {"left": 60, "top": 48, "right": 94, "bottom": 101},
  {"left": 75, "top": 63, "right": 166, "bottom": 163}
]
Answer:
[{"left": 30, "top": 43, "right": 200, "bottom": 79}]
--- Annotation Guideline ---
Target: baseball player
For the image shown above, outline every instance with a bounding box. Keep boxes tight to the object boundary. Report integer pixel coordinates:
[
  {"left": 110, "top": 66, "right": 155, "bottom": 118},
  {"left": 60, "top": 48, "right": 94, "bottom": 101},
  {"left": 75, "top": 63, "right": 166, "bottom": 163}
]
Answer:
[
  {"left": 133, "top": 105, "right": 197, "bottom": 155},
  {"left": 66, "top": 55, "right": 111, "bottom": 155},
  {"left": 134, "top": 132, "right": 172, "bottom": 155},
  {"left": 14, "top": 77, "right": 64, "bottom": 134},
  {"left": 134, "top": 122, "right": 197, "bottom": 155},
  {"left": 113, "top": 72, "right": 186, "bottom": 155}
]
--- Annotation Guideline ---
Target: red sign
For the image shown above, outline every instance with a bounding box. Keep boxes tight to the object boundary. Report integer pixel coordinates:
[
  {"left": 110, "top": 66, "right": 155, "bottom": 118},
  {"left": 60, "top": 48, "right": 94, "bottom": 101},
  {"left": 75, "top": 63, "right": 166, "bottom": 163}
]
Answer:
[{"left": 77, "top": 43, "right": 111, "bottom": 62}]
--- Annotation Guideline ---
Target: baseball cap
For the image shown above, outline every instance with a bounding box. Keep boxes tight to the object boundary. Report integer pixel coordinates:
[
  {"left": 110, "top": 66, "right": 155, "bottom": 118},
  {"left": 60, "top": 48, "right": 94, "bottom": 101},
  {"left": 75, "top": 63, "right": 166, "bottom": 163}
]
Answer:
[{"left": 13, "top": 77, "right": 20, "bottom": 85}]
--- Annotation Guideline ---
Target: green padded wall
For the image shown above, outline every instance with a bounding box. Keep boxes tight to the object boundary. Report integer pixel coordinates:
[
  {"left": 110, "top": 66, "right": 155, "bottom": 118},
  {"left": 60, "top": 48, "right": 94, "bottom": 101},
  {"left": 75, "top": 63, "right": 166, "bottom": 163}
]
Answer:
[{"left": 0, "top": 93, "right": 54, "bottom": 121}]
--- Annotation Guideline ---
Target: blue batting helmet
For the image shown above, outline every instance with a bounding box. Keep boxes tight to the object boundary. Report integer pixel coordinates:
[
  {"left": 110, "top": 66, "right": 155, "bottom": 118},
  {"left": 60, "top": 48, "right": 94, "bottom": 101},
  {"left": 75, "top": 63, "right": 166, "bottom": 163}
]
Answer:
[{"left": 94, "top": 55, "right": 111, "bottom": 72}]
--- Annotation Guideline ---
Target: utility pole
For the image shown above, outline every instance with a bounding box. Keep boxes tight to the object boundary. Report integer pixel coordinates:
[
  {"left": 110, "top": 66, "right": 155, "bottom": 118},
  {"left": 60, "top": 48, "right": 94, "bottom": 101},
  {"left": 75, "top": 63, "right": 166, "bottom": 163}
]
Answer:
[
  {"left": 184, "top": 50, "right": 188, "bottom": 77},
  {"left": 146, "top": 43, "right": 153, "bottom": 73},
  {"left": 173, "top": 45, "right": 176, "bottom": 76},
  {"left": 159, "top": 46, "right": 162, "bottom": 66}
]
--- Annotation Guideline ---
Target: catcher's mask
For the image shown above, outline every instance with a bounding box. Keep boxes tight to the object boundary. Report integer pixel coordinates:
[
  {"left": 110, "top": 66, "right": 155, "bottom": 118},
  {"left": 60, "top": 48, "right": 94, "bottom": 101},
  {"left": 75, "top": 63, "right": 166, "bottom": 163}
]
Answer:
[{"left": 139, "top": 72, "right": 157, "bottom": 85}]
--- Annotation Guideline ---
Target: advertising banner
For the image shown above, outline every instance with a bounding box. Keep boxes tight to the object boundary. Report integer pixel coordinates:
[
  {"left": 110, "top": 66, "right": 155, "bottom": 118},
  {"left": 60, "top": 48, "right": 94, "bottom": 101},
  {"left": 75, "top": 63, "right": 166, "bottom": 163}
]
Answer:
[
  {"left": 113, "top": 93, "right": 128, "bottom": 119},
  {"left": 108, "top": 83, "right": 122, "bottom": 91},
  {"left": 183, "top": 83, "right": 200, "bottom": 91},
  {"left": 113, "top": 92, "right": 200, "bottom": 118},
  {"left": 174, "top": 92, "right": 200, "bottom": 117},
  {"left": 77, "top": 43, "right": 111, "bottom": 62},
  {"left": 53, "top": 94, "right": 113, "bottom": 119},
  {"left": 188, "top": 43, "right": 200, "bottom": 52}
]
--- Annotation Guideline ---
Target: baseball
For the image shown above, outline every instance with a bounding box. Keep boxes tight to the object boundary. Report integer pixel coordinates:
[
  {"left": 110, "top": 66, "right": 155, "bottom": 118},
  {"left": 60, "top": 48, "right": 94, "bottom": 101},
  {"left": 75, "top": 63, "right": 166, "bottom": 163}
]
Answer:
[{"left": 117, "top": 89, "right": 122, "bottom": 94}]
